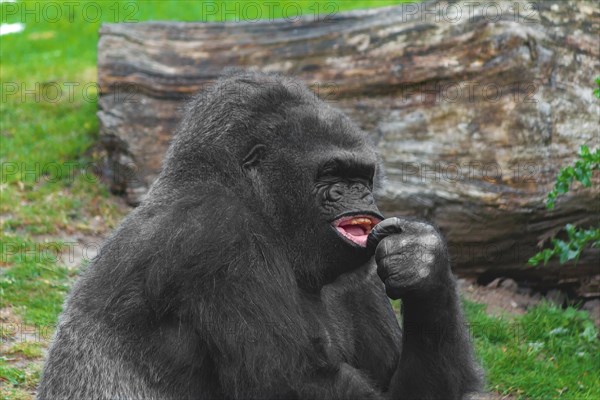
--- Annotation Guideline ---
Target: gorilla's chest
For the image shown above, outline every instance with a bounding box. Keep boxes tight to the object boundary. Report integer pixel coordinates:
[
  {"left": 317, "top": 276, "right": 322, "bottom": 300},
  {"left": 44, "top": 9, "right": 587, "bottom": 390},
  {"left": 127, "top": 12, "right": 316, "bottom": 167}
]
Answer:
[
  {"left": 300, "top": 264, "right": 382, "bottom": 363},
  {"left": 301, "top": 293, "right": 355, "bottom": 364},
  {"left": 299, "top": 263, "right": 401, "bottom": 384}
]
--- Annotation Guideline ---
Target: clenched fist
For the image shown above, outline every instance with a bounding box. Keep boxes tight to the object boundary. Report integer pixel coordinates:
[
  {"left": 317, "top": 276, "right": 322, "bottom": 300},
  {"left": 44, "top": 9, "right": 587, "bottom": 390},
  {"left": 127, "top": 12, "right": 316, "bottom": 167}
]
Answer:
[{"left": 367, "top": 217, "right": 452, "bottom": 301}]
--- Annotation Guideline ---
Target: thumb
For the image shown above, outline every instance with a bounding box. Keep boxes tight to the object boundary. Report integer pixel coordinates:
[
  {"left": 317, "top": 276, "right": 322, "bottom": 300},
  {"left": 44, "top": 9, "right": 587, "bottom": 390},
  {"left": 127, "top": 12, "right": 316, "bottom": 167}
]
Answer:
[{"left": 367, "top": 217, "right": 403, "bottom": 251}]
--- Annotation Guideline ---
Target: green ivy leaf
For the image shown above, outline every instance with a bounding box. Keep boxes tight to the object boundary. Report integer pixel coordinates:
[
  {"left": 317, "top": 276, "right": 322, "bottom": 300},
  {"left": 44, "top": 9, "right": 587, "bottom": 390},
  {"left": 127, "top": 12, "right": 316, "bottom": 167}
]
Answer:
[
  {"left": 532, "top": 83, "right": 599, "bottom": 267},
  {"left": 581, "top": 172, "right": 591, "bottom": 187}
]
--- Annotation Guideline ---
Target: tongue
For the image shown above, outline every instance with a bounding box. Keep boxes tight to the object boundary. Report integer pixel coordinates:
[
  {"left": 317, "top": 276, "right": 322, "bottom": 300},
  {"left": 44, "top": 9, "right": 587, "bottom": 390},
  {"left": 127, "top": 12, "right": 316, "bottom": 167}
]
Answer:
[
  {"left": 343, "top": 226, "right": 364, "bottom": 236},
  {"left": 336, "top": 225, "right": 368, "bottom": 247}
]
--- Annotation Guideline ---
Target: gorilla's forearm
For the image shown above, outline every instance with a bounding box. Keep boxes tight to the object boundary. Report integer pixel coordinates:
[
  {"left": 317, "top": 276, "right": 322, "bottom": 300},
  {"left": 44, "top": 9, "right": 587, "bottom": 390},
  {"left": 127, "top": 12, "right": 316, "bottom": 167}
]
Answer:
[
  {"left": 367, "top": 218, "right": 482, "bottom": 399},
  {"left": 388, "top": 279, "right": 482, "bottom": 399}
]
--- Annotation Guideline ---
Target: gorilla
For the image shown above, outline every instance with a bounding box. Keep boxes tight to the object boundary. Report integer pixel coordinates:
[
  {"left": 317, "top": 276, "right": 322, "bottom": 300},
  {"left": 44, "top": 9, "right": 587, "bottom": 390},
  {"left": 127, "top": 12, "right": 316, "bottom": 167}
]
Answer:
[{"left": 38, "top": 71, "right": 481, "bottom": 399}]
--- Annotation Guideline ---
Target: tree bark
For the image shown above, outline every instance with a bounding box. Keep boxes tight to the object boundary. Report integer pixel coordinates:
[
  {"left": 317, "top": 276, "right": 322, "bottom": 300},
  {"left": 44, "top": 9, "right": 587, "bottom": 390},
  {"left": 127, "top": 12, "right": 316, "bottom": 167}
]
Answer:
[{"left": 97, "top": 0, "right": 600, "bottom": 281}]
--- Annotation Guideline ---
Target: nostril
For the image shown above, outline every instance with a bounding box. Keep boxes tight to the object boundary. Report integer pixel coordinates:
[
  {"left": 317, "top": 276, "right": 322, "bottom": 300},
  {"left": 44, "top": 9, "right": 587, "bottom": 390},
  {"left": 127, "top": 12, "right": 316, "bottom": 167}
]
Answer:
[{"left": 327, "top": 187, "right": 344, "bottom": 202}]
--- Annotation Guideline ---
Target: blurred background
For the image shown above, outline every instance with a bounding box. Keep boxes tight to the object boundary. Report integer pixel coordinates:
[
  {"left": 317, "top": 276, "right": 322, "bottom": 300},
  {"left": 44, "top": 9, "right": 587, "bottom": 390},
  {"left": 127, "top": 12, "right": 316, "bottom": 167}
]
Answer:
[{"left": 1, "top": 1, "right": 599, "bottom": 399}]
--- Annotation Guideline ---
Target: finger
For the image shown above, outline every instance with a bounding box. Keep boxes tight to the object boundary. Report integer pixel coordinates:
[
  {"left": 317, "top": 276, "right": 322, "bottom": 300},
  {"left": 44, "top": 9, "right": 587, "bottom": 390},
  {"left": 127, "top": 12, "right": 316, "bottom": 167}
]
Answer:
[
  {"left": 379, "top": 258, "right": 432, "bottom": 299},
  {"left": 367, "top": 217, "right": 403, "bottom": 250},
  {"left": 368, "top": 217, "right": 436, "bottom": 248},
  {"left": 374, "top": 236, "right": 410, "bottom": 263},
  {"left": 379, "top": 266, "right": 424, "bottom": 300},
  {"left": 376, "top": 249, "right": 423, "bottom": 282},
  {"left": 376, "top": 252, "right": 407, "bottom": 282}
]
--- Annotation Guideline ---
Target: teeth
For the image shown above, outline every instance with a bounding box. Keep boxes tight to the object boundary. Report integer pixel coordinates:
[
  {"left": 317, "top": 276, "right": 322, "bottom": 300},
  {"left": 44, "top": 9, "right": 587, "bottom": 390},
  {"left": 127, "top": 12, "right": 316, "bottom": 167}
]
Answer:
[
  {"left": 349, "top": 218, "right": 372, "bottom": 226},
  {"left": 339, "top": 217, "right": 373, "bottom": 232}
]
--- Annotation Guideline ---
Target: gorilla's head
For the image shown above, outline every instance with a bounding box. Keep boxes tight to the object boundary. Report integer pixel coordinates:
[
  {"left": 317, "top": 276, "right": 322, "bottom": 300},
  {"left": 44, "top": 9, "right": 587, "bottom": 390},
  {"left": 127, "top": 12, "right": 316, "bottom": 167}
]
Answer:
[{"left": 155, "top": 71, "right": 384, "bottom": 288}]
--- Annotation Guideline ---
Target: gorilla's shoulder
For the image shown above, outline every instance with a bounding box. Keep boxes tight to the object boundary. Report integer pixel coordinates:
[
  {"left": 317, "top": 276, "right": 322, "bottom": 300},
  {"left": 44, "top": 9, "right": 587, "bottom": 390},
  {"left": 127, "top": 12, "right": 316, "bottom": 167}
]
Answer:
[
  {"left": 123, "top": 187, "right": 259, "bottom": 256},
  {"left": 74, "top": 187, "right": 267, "bottom": 310}
]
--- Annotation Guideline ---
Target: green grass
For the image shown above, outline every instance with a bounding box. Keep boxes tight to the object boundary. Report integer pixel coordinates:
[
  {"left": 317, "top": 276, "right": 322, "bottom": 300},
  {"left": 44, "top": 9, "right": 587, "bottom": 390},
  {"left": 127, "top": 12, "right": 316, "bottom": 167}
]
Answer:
[
  {"left": 464, "top": 300, "right": 600, "bottom": 399},
  {"left": 0, "top": 356, "right": 41, "bottom": 399},
  {"left": 1, "top": 1, "right": 599, "bottom": 399},
  {"left": 392, "top": 298, "right": 600, "bottom": 398},
  {"left": 5, "top": 342, "right": 44, "bottom": 360},
  {"left": 0, "top": 234, "right": 74, "bottom": 327}
]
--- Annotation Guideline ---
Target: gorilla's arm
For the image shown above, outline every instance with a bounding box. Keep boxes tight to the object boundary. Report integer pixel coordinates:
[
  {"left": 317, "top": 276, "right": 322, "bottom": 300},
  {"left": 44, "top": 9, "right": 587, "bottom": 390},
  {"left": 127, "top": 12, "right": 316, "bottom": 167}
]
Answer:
[
  {"left": 389, "top": 285, "right": 480, "bottom": 399},
  {"left": 368, "top": 218, "right": 482, "bottom": 399},
  {"left": 156, "top": 192, "right": 383, "bottom": 399}
]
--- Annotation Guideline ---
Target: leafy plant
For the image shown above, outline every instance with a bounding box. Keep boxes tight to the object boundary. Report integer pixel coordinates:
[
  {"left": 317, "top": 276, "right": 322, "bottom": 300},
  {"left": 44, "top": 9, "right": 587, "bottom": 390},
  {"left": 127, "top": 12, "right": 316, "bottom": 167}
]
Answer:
[
  {"left": 545, "top": 145, "right": 599, "bottom": 210},
  {"left": 529, "top": 77, "right": 600, "bottom": 266},
  {"left": 529, "top": 222, "right": 600, "bottom": 266}
]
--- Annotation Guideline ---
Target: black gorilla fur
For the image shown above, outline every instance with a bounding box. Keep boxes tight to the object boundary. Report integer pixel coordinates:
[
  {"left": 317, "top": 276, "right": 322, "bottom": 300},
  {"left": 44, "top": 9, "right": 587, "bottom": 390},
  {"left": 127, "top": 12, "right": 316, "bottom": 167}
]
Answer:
[{"left": 38, "top": 71, "right": 481, "bottom": 399}]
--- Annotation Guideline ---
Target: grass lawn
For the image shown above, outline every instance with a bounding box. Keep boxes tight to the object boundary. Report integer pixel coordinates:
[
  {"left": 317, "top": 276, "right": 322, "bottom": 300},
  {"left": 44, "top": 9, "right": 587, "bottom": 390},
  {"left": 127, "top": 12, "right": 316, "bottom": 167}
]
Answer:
[{"left": 1, "top": 1, "right": 599, "bottom": 399}]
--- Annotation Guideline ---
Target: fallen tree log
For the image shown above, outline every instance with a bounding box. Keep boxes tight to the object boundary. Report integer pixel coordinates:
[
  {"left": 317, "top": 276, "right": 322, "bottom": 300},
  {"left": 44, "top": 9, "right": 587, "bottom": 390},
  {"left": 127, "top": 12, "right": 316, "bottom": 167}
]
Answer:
[{"left": 97, "top": 0, "right": 600, "bottom": 281}]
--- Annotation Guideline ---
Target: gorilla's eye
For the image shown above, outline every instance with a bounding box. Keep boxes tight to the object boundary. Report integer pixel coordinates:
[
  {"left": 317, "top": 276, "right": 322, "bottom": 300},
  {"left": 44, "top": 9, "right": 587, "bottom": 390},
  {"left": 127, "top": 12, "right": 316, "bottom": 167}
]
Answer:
[
  {"left": 317, "top": 158, "right": 375, "bottom": 189},
  {"left": 319, "top": 161, "right": 340, "bottom": 178}
]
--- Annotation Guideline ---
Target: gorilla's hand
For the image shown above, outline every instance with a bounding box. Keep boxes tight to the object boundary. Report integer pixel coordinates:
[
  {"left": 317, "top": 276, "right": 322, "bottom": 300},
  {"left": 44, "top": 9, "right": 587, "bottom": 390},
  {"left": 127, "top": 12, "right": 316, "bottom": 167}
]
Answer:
[
  {"left": 367, "top": 217, "right": 451, "bottom": 301},
  {"left": 367, "top": 218, "right": 482, "bottom": 398}
]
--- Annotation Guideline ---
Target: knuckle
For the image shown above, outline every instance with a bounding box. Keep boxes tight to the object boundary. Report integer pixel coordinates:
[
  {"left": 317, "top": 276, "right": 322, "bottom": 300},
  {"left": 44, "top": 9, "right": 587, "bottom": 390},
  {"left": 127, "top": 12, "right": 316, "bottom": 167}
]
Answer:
[
  {"left": 417, "top": 250, "right": 436, "bottom": 265},
  {"left": 418, "top": 231, "right": 444, "bottom": 249},
  {"left": 416, "top": 221, "right": 436, "bottom": 233},
  {"left": 414, "top": 263, "right": 432, "bottom": 279},
  {"left": 405, "top": 219, "right": 435, "bottom": 232}
]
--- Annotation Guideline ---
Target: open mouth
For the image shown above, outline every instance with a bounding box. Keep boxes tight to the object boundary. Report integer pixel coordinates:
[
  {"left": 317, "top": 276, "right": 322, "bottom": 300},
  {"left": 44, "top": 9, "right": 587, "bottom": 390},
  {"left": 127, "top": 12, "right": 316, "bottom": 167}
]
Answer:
[{"left": 332, "top": 213, "right": 383, "bottom": 248}]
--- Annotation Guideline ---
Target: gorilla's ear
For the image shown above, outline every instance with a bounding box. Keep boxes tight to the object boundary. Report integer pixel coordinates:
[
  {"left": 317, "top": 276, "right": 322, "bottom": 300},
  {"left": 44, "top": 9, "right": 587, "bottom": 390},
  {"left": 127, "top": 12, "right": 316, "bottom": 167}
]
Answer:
[{"left": 242, "top": 144, "right": 267, "bottom": 170}]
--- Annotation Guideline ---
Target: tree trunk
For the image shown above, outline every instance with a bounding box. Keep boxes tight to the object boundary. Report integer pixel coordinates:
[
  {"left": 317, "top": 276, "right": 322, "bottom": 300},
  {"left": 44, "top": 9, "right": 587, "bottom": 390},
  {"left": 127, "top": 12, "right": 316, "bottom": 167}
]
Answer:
[{"left": 97, "top": 0, "right": 600, "bottom": 284}]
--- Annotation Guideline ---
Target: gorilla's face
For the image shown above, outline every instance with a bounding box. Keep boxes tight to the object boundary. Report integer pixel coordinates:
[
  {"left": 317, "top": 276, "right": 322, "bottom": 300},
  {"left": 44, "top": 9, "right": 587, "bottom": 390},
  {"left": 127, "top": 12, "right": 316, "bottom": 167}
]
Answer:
[
  {"left": 252, "top": 119, "right": 384, "bottom": 286},
  {"left": 234, "top": 95, "right": 385, "bottom": 287},
  {"left": 313, "top": 154, "right": 383, "bottom": 248}
]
